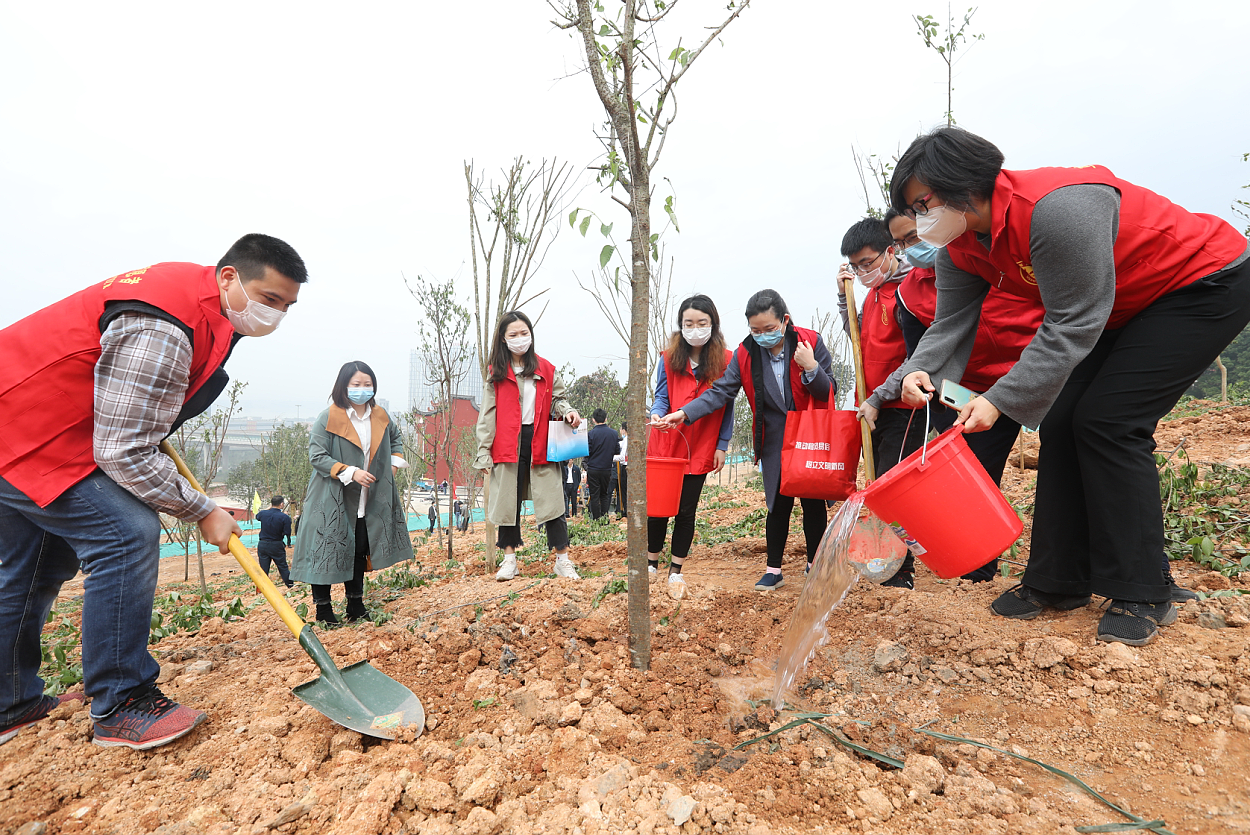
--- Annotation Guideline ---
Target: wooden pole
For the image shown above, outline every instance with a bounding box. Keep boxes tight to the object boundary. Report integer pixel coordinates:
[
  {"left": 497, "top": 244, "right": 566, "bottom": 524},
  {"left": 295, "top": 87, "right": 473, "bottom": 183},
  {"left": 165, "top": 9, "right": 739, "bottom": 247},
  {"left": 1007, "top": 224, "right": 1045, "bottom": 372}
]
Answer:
[{"left": 843, "top": 277, "right": 877, "bottom": 482}]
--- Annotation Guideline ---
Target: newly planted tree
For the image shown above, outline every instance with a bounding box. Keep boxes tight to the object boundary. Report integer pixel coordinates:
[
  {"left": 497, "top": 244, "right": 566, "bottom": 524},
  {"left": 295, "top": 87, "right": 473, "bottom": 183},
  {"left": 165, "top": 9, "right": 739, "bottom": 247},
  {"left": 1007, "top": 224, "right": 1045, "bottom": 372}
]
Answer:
[
  {"left": 914, "top": 5, "right": 984, "bottom": 126},
  {"left": 553, "top": 0, "right": 752, "bottom": 669}
]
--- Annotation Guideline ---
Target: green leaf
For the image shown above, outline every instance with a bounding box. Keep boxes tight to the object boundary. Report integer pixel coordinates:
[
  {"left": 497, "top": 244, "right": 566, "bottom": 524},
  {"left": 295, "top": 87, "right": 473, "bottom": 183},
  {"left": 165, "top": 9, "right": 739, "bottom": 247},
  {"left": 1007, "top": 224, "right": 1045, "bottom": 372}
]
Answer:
[
  {"left": 600, "top": 222, "right": 613, "bottom": 237},
  {"left": 568, "top": 208, "right": 579, "bottom": 228},
  {"left": 664, "top": 195, "right": 681, "bottom": 233},
  {"left": 579, "top": 215, "right": 592, "bottom": 237},
  {"left": 599, "top": 245, "right": 615, "bottom": 269},
  {"left": 598, "top": 24, "right": 610, "bottom": 36}
]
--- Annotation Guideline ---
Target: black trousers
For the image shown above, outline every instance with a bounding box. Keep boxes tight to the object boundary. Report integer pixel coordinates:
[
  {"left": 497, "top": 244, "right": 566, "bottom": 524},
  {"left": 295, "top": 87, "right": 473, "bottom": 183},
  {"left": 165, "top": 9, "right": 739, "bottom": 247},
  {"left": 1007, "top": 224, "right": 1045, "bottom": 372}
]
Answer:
[
  {"left": 616, "top": 464, "right": 628, "bottom": 515},
  {"left": 648, "top": 473, "right": 708, "bottom": 558},
  {"left": 766, "top": 493, "right": 828, "bottom": 569},
  {"left": 497, "top": 424, "right": 570, "bottom": 551},
  {"left": 587, "top": 468, "right": 612, "bottom": 519},
  {"left": 564, "top": 482, "right": 579, "bottom": 517},
  {"left": 1028, "top": 258, "right": 1250, "bottom": 602},
  {"left": 872, "top": 407, "right": 928, "bottom": 477},
  {"left": 257, "top": 540, "right": 292, "bottom": 586},
  {"left": 312, "top": 517, "right": 367, "bottom": 603}
]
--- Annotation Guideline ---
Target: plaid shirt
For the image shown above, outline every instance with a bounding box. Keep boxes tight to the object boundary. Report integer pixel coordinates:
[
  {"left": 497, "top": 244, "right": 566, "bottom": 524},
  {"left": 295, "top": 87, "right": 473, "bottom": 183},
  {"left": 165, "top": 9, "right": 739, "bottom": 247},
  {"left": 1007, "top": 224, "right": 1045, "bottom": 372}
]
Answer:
[{"left": 93, "top": 313, "right": 217, "bottom": 522}]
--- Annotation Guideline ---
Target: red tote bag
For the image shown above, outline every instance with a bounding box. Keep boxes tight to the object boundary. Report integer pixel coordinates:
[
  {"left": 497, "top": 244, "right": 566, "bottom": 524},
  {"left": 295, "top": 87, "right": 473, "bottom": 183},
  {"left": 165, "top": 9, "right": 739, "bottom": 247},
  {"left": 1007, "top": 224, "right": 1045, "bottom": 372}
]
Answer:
[{"left": 780, "top": 408, "right": 861, "bottom": 501}]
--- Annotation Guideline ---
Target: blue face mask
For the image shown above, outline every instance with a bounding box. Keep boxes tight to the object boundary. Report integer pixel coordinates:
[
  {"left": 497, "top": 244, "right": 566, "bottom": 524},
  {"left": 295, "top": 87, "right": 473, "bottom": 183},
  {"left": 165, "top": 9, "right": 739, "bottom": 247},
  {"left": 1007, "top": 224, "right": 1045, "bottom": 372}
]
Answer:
[
  {"left": 904, "top": 240, "right": 939, "bottom": 268},
  {"left": 347, "top": 388, "right": 374, "bottom": 404},
  {"left": 752, "top": 328, "right": 785, "bottom": 349}
]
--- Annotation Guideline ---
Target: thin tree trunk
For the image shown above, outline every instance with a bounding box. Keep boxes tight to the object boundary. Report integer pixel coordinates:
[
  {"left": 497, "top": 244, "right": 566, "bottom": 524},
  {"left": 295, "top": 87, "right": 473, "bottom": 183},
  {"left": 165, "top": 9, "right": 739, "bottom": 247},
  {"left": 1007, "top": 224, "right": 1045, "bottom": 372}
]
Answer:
[
  {"left": 625, "top": 161, "right": 653, "bottom": 672},
  {"left": 1217, "top": 356, "right": 1228, "bottom": 403},
  {"left": 196, "top": 537, "right": 209, "bottom": 599},
  {"left": 484, "top": 477, "right": 495, "bottom": 575}
]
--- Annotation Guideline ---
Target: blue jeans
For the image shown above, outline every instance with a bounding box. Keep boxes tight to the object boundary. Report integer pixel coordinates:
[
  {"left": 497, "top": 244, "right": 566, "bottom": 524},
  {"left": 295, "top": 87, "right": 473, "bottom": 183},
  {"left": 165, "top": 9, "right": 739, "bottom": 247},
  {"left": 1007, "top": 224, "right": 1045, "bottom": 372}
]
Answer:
[{"left": 0, "top": 470, "right": 162, "bottom": 723}]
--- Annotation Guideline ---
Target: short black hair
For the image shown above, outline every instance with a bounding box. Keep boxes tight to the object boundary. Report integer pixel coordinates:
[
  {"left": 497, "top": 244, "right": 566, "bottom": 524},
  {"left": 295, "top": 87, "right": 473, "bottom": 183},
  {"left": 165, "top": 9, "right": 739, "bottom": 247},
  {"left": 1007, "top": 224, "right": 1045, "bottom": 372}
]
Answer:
[
  {"left": 592, "top": 408, "right": 607, "bottom": 424},
  {"left": 744, "top": 289, "right": 789, "bottom": 321},
  {"left": 883, "top": 208, "right": 904, "bottom": 225},
  {"left": 331, "top": 361, "right": 377, "bottom": 410},
  {"left": 840, "top": 217, "right": 892, "bottom": 258},
  {"left": 620, "top": 420, "right": 627, "bottom": 431},
  {"left": 889, "top": 126, "right": 1005, "bottom": 214},
  {"left": 217, "top": 234, "right": 308, "bottom": 284},
  {"left": 270, "top": 495, "right": 284, "bottom": 506}
]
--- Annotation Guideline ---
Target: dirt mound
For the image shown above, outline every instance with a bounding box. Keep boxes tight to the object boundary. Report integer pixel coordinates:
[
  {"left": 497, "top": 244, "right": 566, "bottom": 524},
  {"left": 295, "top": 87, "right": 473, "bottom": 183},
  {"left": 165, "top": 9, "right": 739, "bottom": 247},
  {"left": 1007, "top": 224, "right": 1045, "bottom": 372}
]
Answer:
[{"left": 4, "top": 407, "right": 1250, "bottom": 834}]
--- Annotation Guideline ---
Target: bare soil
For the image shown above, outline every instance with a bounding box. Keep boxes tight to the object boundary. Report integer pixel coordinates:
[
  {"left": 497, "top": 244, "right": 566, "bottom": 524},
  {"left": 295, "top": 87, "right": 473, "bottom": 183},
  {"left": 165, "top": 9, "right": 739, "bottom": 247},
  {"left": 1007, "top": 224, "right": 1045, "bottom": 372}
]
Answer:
[{"left": 4, "top": 405, "right": 1250, "bottom": 835}]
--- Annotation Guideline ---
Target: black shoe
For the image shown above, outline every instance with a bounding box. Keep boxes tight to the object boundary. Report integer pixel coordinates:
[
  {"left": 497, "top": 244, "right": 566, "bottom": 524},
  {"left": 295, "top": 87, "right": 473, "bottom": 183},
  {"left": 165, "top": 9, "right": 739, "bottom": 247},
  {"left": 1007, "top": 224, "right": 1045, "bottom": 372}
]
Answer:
[
  {"left": 1097, "top": 600, "right": 1177, "bottom": 646},
  {"left": 315, "top": 603, "right": 340, "bottom": 625},
  {"left": 880, "top": 570, "right": 914, "bottom": 590},
  {"left": 990, "top": 584, "right": 1091, "bottom": 620},
  {"left": 1161, "top": 561, "right": 1199, "bottom": 603},
  {"left": 344, "top": 599, "right": 371, "bottom": 622}
]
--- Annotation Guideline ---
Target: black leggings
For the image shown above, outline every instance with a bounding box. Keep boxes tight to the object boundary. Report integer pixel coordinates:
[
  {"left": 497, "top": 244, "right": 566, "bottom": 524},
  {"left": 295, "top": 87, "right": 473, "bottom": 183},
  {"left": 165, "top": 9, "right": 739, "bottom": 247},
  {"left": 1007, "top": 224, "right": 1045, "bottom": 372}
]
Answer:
[
  {"left": 766, "top": 493, "right": 828, "bottom": 569},
  {"left": 647, "top": 472, "right": 708, "bottom": 558},
  {"left": 311, "top": 517, "right": 367, "bottom": 603},
  {"left": 496, "top": 424, "right": 570, "bottom": 551}
]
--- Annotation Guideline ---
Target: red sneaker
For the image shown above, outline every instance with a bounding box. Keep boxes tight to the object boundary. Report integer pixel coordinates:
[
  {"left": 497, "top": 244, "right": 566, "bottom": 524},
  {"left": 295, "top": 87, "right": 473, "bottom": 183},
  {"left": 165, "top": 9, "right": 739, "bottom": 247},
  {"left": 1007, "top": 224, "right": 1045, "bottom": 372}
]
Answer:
[
  {"left": 0, "top": 692, "right": 86, "bottom": 745},
  {"left": 92, "top": 685, "right": 206, "bottom": 750}
]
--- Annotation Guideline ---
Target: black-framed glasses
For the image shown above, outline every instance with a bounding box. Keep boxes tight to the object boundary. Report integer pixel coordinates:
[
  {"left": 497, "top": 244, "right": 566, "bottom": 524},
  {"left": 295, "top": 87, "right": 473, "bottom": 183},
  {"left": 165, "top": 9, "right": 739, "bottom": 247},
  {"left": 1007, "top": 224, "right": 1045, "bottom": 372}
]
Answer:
[
  {"left": 893, "top": 231, "right": 922, "bottom": 251},
  {"left": 903, "top": 192, "right": 935, "bottom": 219},
  {"left": 850, "top": 249, "right": 886, "bottom": 276}
]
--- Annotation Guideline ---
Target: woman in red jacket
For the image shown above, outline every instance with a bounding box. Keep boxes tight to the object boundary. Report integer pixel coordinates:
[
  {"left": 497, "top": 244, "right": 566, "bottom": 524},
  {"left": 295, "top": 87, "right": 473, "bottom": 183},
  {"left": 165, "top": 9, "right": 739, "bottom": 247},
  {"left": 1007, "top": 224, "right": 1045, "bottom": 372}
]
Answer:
[
  {"left": 893, "top": 126, "right": 1249, "bottom": 646},
  {"left": 474, "top": 312, "right": 583, "bottom": 582},
  {"left": 647, "top": 295, "right": 735, "bottom": 598}
]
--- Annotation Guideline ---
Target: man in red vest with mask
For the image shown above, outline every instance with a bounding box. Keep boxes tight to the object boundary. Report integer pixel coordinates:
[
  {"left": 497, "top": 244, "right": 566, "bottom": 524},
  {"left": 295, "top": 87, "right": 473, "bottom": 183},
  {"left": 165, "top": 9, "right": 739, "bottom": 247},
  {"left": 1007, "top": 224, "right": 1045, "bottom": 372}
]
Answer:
[{"left": 0, "top": 234, "right": 306, "bottom": 750}]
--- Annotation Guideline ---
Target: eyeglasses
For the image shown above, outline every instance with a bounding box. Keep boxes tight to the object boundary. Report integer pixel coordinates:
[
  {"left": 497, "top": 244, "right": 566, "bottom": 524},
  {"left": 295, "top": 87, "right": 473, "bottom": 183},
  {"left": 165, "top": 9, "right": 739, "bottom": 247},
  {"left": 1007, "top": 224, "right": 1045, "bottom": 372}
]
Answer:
[
  {"left": 850, "top": 249, "right": 886, "bottom": 276},
  {"left": 903, "top": 192, "right": 936, "bottom": 219},
  {"left": 893, "top": 231, "right": 922, "bottom": 251}
]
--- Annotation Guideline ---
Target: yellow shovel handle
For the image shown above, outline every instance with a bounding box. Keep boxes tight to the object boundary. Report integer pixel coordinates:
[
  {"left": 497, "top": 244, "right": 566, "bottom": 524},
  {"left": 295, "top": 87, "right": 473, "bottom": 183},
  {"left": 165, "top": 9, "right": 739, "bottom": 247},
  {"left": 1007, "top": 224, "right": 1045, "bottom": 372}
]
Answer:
[
  {"left": 843, "top": 276, "right": 877, "bottom": 483},
  {"left": 160, "top": 440, "right": 306, "bottom": 637}
]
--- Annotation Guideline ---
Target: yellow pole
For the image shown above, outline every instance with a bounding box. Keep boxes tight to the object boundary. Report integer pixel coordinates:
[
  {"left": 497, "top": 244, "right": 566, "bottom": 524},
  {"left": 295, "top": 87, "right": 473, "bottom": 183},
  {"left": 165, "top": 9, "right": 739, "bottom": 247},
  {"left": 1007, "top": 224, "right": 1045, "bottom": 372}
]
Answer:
[{"left": 843, "top": 277, "right": 877, "bottom": 482}]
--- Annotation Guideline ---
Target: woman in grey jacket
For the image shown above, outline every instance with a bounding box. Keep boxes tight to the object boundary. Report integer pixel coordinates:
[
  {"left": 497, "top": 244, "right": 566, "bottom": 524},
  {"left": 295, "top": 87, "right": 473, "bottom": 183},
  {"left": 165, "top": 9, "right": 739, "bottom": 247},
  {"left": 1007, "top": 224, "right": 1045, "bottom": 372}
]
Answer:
[{"left": 292, "top": 361, "right": 415, "bottom": 624}]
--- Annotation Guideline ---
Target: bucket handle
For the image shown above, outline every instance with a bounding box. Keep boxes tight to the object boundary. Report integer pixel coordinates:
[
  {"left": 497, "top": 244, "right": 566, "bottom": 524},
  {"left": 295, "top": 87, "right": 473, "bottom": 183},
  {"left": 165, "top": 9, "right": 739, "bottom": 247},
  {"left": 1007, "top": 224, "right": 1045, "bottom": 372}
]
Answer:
[
  {"left": 645, "top": 421, "right": 693, "bottom": 462},
  {"left": 901, "top": 401, "right": 965, "bottom": 470}
]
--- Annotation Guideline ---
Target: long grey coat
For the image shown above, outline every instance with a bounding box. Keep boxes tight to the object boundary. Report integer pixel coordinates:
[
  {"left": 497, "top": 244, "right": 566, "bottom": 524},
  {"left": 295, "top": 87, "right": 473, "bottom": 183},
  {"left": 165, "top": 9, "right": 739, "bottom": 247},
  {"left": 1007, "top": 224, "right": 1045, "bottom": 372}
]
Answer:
[
  {"left": 474, "top": 366, "right": 574, "bottom": 526},
  {"left": 292, "top": 405, "right": 415, "bottom": 584}
]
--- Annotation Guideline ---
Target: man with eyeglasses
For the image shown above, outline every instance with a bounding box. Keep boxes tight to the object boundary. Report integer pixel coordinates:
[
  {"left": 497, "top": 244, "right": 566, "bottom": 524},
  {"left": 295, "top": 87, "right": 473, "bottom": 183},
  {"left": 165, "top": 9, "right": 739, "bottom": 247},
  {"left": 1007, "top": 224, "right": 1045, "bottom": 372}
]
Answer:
[
  {"left": 836, "top": 217, "right": 921, "bottom": 588},
  {"left": 890, "top": 126, "right": 1248, "bottom": 646}
]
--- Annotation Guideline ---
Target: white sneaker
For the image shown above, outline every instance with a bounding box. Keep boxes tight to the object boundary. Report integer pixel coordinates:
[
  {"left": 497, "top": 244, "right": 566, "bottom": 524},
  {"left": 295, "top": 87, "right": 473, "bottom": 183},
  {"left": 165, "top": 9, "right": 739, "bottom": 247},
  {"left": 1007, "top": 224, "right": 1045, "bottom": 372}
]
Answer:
[
  {"left": 553, "top": 556, "right": 580, "bottom": 579},
  {"left": 496, "top": 554, "right": 518, "bottom": 582},
  {"left": 648, "top": 565, "right": 657, "bottom": 577},
  {"left": 667, "top": 572, "right": 686, "bottom": 600}
]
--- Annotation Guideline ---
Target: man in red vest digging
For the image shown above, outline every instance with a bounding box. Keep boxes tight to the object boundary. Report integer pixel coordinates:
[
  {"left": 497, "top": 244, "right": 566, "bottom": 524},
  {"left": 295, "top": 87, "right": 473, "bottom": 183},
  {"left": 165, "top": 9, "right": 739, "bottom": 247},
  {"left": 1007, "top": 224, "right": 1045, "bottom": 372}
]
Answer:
[{"left": 0, "top": 234, "right": 307, "bottom": 749}]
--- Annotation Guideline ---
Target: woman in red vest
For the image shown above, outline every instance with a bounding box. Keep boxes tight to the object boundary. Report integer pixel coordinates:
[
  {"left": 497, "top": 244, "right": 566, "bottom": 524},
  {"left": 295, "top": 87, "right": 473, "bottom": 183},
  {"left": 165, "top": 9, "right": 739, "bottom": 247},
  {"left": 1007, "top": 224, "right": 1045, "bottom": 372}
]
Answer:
[
  {"left": 892, "top": 126, "right": 1250, "bottom": 646},
  {"left": 646, "top": 295, "right": 734, "bottom": 598},
  {"left": 659, "top": 290, "right": 835, "bottom": 591},
  {"left": 475, "top": 312, "right": 583, "bottom": 582}
]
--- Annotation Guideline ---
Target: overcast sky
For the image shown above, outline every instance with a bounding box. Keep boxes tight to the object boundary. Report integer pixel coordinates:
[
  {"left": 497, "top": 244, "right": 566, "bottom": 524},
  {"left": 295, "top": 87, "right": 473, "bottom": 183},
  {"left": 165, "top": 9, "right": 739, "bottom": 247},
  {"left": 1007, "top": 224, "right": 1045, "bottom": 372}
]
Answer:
[{"left": 3, "top": 1, "right": 1247, "bottom": 419}]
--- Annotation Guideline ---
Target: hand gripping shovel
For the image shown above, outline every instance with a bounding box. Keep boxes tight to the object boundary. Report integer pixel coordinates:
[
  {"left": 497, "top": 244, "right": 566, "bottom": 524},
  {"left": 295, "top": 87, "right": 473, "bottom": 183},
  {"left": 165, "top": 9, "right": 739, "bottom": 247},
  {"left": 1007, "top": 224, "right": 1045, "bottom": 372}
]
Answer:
[{"left": 160, "top": 441, "right": 424, "bottom": 739}]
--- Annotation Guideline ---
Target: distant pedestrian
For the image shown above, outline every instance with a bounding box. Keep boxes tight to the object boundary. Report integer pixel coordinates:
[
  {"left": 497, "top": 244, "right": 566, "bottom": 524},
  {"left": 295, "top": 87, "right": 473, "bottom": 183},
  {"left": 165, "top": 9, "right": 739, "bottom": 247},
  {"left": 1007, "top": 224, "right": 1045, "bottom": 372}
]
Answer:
[
  {"left": 428, "top": 503, "right": 437, "bottom": 533},
  {"left": 563, "top": 459, "right": 582, "bottom": 518},
  {"left": 614, "top": 421, "right": 629, "bottom": 518},
  {"left": 256, "top": 496, "right": 293, "bottom": 588},
  {"left": 585, "top": 410, "right": 620, "bottom": 520}
]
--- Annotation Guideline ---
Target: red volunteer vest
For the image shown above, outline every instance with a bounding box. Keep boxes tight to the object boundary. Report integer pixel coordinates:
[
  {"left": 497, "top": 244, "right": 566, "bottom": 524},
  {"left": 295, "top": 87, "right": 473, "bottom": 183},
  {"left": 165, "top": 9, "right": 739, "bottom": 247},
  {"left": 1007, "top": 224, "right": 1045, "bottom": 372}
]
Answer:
[
  {"left": 490, "top": 355, "right": 557, "bottom": 466},
  {"left": 0, "top": 263, "right": 235, "bottom": 507},
  {"left": 858, "top": 281, "right": 907, "bottom": 409},
  {"left": 737, "top": 325, "right": 830, "bottom": 463},
  {"left": 947, "top": 167, "right": 1247, "bottom": 329},
  {"left": 897, "top": 267, "right": 1045, "bottom": 392},
  {"left": 650, "top": 349, "right": 733, "bottom": 475}
]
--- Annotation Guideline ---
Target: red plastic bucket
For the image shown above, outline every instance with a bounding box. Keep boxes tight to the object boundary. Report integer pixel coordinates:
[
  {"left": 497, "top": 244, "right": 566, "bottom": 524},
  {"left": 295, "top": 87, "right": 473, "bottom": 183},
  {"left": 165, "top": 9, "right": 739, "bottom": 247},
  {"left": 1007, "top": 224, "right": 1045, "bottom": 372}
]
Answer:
[
  {"left": 862, "top": 425, "right": 1022, "bottom": 579},
  {"left": 646, "top": 426, "right": 690, "bottom": 517}
]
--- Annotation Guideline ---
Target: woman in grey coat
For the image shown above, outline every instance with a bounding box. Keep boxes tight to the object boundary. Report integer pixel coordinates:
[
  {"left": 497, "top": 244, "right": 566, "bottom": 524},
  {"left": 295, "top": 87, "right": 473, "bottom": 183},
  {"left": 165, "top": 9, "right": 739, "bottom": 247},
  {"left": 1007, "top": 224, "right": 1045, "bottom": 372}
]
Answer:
[
  {"left": 659, "top": 289, "right": 835, "bottom": 592},
  {"left": 475, "top": 312, "right": 582, "bottom": 582},
  {"left": 292, "top": 361, "right": 415, "bottom": 623}
]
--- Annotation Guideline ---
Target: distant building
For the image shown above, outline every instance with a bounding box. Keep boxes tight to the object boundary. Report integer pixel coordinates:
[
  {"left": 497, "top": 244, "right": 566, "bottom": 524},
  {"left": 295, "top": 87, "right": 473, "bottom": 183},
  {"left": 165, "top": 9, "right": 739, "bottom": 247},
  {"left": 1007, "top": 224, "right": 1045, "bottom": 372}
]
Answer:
[
  {"left": 413, "top": 394, "right": 481, "bottom": 486},
  {"left": 408, "top": 349, "right": 483, "bottom": 412}
]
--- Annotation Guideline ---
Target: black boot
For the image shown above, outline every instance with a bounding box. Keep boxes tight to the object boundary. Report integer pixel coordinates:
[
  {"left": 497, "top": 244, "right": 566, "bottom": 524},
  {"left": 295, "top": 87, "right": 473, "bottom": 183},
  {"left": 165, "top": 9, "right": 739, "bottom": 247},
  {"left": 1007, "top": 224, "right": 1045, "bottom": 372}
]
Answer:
[
  {"left": 345, "top": 597, "right": 371, "bottom": 622},
  {"left": 343, "top": 561, "right": 369, "bottom": 622},
  {"left": 311, "top": 585, "right": 340, "bottom": 626}
]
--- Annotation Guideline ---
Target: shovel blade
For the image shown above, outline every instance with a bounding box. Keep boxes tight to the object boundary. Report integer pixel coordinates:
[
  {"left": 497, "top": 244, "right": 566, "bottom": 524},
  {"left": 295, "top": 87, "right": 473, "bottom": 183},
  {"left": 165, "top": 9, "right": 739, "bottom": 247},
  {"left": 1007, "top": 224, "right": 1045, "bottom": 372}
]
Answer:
[{"left": 293, "top": 626, "right": 425, "bottom": 740}]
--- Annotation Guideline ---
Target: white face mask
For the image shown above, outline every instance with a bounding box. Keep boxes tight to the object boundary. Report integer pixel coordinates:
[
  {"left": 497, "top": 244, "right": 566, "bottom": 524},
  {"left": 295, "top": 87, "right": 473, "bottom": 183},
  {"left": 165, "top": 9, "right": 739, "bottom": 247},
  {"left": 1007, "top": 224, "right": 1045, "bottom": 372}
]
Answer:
[
  {"left": 506, "top": 335, "right": 532, "bottom": 355},
  {"left": 856, "top": 254, "right": 891, "bottom": 290},
  {"left": 681, "top": 326, "right": 712, "bottom": 347},
  {"left": 916, "top": 206, "right": 969, "bottom": 248},
  {"left": 224, "top": 279, "right": 285, "bottom": 337}
]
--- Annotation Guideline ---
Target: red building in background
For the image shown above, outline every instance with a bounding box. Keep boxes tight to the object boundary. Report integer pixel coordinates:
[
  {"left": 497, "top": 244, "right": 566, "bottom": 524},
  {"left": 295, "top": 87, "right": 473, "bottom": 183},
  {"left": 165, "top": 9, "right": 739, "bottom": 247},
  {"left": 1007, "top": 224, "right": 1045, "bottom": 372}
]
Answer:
[{"left": 416, "top": 394, "right": 481, "bottom": 487}]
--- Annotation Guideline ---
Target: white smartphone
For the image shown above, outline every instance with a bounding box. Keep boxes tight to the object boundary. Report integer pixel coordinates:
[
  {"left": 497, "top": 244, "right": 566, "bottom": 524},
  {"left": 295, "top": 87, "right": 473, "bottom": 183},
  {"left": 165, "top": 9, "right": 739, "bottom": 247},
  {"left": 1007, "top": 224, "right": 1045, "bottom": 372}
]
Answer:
[{"left": 939, "top": 379, "right": 977, "bottom": 410}]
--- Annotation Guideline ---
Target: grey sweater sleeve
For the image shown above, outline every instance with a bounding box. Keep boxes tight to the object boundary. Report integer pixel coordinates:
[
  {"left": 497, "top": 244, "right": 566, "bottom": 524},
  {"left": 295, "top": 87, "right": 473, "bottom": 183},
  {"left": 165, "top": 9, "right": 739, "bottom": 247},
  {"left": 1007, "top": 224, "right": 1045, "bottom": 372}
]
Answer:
[
  {"left": 896, "top": 250, "right": 988, "bottom": 400},
  {"left": 978, "top": 185, "right": 1119, "bottom": 428}
]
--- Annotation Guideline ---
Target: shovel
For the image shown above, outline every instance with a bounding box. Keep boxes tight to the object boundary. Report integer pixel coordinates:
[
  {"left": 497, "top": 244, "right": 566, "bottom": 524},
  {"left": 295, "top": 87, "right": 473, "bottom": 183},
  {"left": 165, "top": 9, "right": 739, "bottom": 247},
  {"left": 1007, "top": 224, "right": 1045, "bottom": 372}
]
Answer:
[
  {"left": 835, "top": 277, "right": 908, "bottom": 581},
  {"left": 160, "top": 440, "right": 424, "bottom": 739}
]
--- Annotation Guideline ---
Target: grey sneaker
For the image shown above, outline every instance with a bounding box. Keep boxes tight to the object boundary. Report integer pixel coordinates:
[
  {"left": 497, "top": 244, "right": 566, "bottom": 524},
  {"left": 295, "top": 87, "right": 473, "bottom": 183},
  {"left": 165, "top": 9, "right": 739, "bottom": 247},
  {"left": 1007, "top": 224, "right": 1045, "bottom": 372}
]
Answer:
[
  {"left": 553, "top": 556, "right": 580, "bottom": 579},
  {"left": 1096, "top": 600, "right": 1176, "bottom": 647}
]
